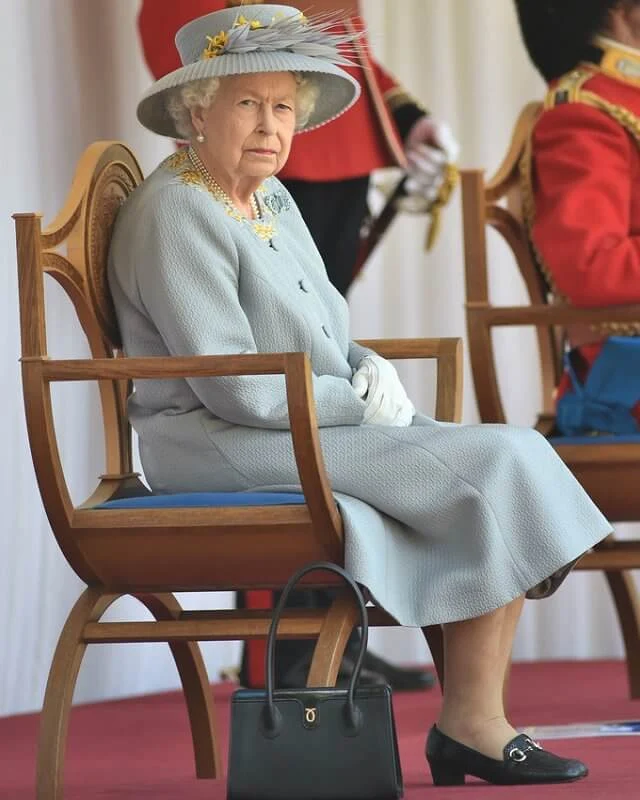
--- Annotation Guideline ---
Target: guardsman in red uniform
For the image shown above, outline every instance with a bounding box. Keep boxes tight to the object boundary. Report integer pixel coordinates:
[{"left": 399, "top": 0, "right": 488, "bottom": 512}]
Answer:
[
  {"left": 515, "top": 0, "right": 640, "bottom": 435},
  {"left": 137, "top": 0, "right": 458, "bottom": 295},
  {"left": 137, "top": 0, "right": 453, "bottom": 691}
]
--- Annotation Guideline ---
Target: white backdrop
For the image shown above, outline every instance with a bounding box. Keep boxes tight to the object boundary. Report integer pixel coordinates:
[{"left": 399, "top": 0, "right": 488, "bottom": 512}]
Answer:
[{"left": 0, "top": 0, "right": 636, "bottom": 717}]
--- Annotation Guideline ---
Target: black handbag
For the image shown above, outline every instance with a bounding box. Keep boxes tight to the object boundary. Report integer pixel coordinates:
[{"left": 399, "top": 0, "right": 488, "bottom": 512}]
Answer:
[{"left": 227, "top": 561, "right": 404, "bottom": 800}]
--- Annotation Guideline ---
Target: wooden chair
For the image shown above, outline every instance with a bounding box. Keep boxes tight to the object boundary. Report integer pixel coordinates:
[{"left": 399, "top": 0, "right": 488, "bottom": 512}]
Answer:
[
  {"left": 14, "top": 141, "right": 463, "bottom": 799},
  {"left": 461, "top": 102, "right": 640, "bottom": 698}
]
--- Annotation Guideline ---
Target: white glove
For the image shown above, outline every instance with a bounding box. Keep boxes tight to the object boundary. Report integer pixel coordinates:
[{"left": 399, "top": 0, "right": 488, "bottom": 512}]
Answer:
[
  {"left": 352, "top": 354, "right": 415, "bottom": 427},
  {"left": 403, "top": 117, "right": 460, "bottom": 202}
]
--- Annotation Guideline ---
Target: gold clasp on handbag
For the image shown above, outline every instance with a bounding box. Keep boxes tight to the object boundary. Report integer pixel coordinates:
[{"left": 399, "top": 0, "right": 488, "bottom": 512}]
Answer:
[{"left": 304, "top": 706, "right": 318, "bottom": 727}]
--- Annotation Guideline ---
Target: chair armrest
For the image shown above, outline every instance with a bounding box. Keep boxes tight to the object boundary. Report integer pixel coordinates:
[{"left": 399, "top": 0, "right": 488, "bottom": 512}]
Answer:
[
  {"left": 357, "top": 337, "right": 463, "bottom": 423},
  {"left": 467, "top": 302, "right": 640, "bottom": 328},
  {"left": 34, "top": 352, "right": 296, "bottom": 380},
  {"left": 465, "top": 302, "right": 640, "bottom": 425},
  {"left": 24, "top": 352, "right": 341, "bottom": 553}
]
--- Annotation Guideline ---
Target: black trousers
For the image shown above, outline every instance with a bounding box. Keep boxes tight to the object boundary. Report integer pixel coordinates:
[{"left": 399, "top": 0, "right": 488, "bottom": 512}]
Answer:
[
  {"left": 284, "top": 175, "right": 371, "bottom": 297},
  {"left": 240, "top": 175, "right": 372, "bottom": 682}
]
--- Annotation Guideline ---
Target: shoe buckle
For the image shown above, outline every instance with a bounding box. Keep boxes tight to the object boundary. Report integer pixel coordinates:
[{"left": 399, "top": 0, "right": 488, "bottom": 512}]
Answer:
[
  {"left": 507, "top": 747, "right": 528, "bottom": 763},
  {"left": 508, "top": 737, "right": 543, "bottom": 763}
]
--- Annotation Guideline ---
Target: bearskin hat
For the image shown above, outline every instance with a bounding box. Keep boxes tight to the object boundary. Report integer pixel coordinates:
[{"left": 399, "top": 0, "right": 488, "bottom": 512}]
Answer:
[{"left": 513, "top": 1, "right": 621, "bottom": 81}]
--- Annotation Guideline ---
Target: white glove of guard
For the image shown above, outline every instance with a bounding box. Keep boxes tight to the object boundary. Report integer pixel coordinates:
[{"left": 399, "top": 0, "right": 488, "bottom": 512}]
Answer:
[
  {"left": 351, "top": 354, "right": 415, "bottom": 427},
  {"left": 403, "top": 116, "right": 460, "bottom": 202}
]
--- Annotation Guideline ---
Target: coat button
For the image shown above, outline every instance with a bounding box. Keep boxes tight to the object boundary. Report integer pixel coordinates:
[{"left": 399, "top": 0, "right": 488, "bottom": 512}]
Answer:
[
  {"left": 321, "top": 325, "right": 331, "bottom": 338},
  {"left": 299, "top": 278, "right": 310, "bottom": 293}
]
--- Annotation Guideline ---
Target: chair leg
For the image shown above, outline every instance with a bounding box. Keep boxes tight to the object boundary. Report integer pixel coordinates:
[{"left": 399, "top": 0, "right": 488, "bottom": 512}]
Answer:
[
  {"left": 37, "top": 588, "right": 118, "bottom": 800},
  {"left": 422, "top": 625, "right": 444, "bottom": 691},
  {"left": 604, "top": 570, "right": 640, "bottom": 698},
  {"left": 138, "top": 593, "right": 220, "bottom": 778},
  {"left": 307, "top": 590, "right": 360, "bottom": 687}
]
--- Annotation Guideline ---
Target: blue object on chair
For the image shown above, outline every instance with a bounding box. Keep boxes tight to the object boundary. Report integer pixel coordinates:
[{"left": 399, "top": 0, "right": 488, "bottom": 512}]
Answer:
[
  {"left": 97, "top": 492, "right": 306, "bottom": 509},
  {"left": 556, "top": 337, "right": 640, "bottom": 436}
]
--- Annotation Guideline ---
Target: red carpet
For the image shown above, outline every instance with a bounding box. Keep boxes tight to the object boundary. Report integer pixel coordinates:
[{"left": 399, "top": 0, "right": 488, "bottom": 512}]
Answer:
[{"left": 0, "top": 660, "right": 638, "bottom": 799}]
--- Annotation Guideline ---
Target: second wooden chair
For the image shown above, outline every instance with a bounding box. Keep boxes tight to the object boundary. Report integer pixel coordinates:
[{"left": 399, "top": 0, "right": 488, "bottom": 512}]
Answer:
[{"left": 461, "top": 102, "right": 640, "bottom": 698}]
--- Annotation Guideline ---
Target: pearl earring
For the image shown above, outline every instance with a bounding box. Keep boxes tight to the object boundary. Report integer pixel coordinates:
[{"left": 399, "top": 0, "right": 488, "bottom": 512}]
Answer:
[{"left": 196, "top": 133, "right": 205, "bottom": 143}]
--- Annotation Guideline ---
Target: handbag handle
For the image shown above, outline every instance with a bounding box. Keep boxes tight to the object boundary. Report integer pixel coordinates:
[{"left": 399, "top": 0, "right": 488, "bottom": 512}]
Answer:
[{"left": 264, "top": 561, "right": 369, "bottom": 734}]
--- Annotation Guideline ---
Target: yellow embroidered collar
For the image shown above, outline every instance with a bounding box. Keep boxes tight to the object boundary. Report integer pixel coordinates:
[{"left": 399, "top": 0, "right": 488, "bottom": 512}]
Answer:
[
  {"left": 592, "top": 35, "right": 640, "bottom": 87},
  {"left": 164, "top": 149, "right": 276, "bottom": 243}
]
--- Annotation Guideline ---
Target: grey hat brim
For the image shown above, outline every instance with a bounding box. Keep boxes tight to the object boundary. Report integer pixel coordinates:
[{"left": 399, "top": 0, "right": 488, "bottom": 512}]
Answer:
[{"left": 137, "top": 52, "right": 361, "bottom": 139}]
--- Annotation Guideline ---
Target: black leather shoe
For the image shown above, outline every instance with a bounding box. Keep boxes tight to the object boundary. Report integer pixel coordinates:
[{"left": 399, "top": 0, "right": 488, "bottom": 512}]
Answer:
[
  {"left": 426, "top": 725, "right": 588, "bottom": 785},
  {"left": 336, "top": 655, "right": 387, "bottom": 687},
  {"left": 276, "top": 650, "right": 435, "bottom": 690},
  {"left": 276, "top": 653, "right": 387, "bottom": 689},
  {"left": 360, "top": 650, "right": 436, "bottom": 691}
]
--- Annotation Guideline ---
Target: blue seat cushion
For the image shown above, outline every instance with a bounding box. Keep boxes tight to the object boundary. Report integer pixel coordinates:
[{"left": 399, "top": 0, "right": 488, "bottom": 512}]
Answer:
[
  {"left": 96, "top": 491, "right": 305, "bottom": 509},
  {"left": 548, "top": 434, "right": 640, "bottom": 446}
]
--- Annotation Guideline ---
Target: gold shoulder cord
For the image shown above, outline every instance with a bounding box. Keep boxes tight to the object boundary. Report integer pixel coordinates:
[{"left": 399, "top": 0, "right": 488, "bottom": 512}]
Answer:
[{"left": 521, "top": 68, "right": 640, "bottom": 334}]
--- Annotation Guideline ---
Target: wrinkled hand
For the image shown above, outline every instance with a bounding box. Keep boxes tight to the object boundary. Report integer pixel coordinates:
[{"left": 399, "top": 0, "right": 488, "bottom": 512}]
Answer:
[
  {"left": 352, "top": 354, "right": 415, "bottom": 427},
  {"left": 403, "top": 116, "right": 459, "bottom": 202}
]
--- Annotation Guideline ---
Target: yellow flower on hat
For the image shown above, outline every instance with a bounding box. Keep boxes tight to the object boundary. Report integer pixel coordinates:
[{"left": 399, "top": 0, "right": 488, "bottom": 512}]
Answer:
[
  {"left": 234, "top": 15, "right": 263, "bottom": 30},
  {"left": 202, "top": 30, "right": 228, "bottom": 59}
]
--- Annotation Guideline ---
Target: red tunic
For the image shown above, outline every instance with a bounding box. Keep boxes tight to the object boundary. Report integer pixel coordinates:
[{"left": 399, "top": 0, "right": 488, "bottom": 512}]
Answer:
[
  {"left": 528, "top": 43, "right": 640, "bottom": 425},
  {"left": 137, "top": 0, "right": 414, "bottom": 181}
]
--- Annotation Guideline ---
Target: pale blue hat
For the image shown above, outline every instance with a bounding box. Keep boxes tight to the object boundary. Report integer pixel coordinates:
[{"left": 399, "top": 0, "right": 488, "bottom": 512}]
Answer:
[{"left": 137, "top": 4, "right": 361, "bottom": 138}]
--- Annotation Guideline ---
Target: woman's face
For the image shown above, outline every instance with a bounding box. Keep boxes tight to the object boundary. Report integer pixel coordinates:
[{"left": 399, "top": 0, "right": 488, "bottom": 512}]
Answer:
[{"left": 193, "top": 72, "right": 298, "bottom": 186}]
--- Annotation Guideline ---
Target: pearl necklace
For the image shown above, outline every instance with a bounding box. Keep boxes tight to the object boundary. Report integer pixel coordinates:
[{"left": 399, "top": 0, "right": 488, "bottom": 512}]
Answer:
[{"left": 188, "top": 147, "right": 275, "bottom": 241}]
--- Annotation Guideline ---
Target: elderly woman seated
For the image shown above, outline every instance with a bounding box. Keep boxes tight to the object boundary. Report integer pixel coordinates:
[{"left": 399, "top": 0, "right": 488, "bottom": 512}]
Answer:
[{"left": 109, "top": 3, "right": 610, "bottom": 787}]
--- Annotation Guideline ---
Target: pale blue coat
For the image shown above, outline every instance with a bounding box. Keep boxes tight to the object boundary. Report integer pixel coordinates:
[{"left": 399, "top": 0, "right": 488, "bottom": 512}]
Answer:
[{"left": 108, "top": 151, "right": 611, "bottom": 627}]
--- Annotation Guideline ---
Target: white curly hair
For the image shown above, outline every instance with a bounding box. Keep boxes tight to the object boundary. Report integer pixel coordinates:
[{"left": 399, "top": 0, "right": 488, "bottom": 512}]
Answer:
[{"left": 166, "top": 73, "right": 319, "bottom": 140}]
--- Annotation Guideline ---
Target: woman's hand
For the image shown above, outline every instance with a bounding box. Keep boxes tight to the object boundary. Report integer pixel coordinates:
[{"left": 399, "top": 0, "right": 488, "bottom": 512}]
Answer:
[{"left": 351, "top": 354, "right": 415, "bottom": 426}]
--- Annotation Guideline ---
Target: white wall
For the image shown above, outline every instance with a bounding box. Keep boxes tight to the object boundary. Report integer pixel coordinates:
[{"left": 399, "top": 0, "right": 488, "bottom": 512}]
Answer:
[{"left": 0, "top": 0, "right": 635, "bottom": 716}]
